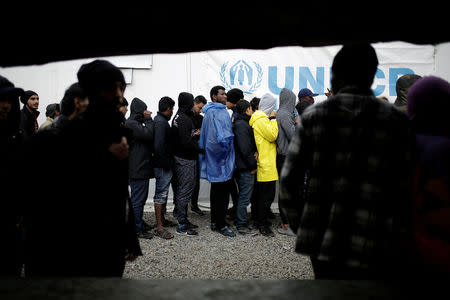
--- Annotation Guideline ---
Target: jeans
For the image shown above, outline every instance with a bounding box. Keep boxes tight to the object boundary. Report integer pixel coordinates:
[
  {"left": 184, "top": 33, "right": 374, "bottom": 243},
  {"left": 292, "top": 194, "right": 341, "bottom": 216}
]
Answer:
[
  {"left": 172, "top": 156, "right": 196, "bottom": 224},
  {"left": 234, "top": 170, "right": 255, "bottom": 227},
  {"left": 129, "top": 179, "right": 149, "bottom": 232},
  {"left": 153, "top": 168, "right": 173, "bottom": 205}
]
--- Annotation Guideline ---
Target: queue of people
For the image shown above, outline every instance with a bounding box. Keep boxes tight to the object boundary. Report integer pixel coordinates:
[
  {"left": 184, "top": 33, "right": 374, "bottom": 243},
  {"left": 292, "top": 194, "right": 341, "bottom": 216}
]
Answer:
[{"left": 0, "top": 43, "right": 449, "bottom": 279}]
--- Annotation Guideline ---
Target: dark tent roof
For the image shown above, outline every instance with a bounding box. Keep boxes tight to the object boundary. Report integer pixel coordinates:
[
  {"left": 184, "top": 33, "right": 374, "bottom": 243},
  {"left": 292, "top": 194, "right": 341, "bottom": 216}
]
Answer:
[{"left": 1, "top": 2, "right": 448, "bottom": 67}]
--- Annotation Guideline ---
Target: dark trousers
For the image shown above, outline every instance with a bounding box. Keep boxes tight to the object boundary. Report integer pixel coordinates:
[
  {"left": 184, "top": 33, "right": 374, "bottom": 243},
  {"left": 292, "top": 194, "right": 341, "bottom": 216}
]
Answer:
[
  {"left": 173, "top": 156, "right": 196, "bottom": 224},
  {"left": 210, "top": 180, "right": 232, "bottom": 229},
  {"left": 191, "top": 159, "right": 200, "bottom": 208},
  {"left": 276, "top": 154, "right": 289, "bottom": 224},
  {"left": 254, "top": 180, "right": 276, "bottom": 227},
  {"left": 129, "top": 179, "right": 149, "bottom": 232},
  {"left": 310, "top": 258, "right": 385, "bottom": 280}
]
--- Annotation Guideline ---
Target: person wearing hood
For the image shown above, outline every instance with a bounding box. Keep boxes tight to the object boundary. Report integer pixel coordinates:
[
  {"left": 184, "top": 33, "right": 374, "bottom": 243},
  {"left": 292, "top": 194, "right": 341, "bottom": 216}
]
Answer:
[
  {"left": 23, "top": 60, "right": 142, "bottom": 277},
  {"left": 125, "top": 97, "right": 155, "bottom": 240},
  {"left": 249, "top": 93, "right": 278, "bottom": 237},
  {"left": 38, "top": 103, "right": 60, "bottom": 131},
  {"left": 171, "top": 92, "right": 203, "bottom": 236},
  {"left": 394, "top": 74, "right": 422, "bottom": 112},
  {"left": 199, "top": 85, "right": 236, "bottom": 237},
  {"left": 19, "top": 90, "right": 40, "bottom": 138},
  {"left": 232, "top": 99, "right": 257, "bottom": 234},
  {"left": 279, "top": 44, "right": 413, "bottom": 279},
  {"left": 407, "top": 76, "right": 450, "bottom": 277},
  {"left": 275, "top": 88, "right": 296, "bottom": 236},
  {"left": 0, "top": 75, "right": 24, "bottom": 276}
]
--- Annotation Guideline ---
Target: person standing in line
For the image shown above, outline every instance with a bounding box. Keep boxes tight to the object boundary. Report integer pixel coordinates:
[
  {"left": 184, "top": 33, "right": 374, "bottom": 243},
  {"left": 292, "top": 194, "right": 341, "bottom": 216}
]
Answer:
[
  {"left": 153, "top": 96, "right": 177, "bottom": 240},
  {"left": 52, "top": 83, "right": 89, "bottom": 130},
  {"left": 407, "top": 76, "right": 450, "bottom": 277},
  {"left": 232, "top": 99, "right": 258, "bottom": 234},
  {"left": 249, "top": 93, "right": 279, "bottom": 237},
  {"left": 19, "top": 90, "right": 40, "bottom": 138},
  {"left": 393, "top": 74, "right": 422, "bottom": 112},
  {"left": 224, "top": 88, "right": 244, "bottom": 220},
  {"left": 171, "top": 92, "right": 203, "bottom": 236},
  {"left": 279, "top": 44, "right": 413, "bottom": 279},
  {"left": 0, "top": 75, "right": 24, "bottom": 277},
  {"left": 275, "top": 88, "right": 297, "bottom": 236},
  {"left": 199, "top": 85, "right": 236, "bottom": 237},
  {"left": 125, "top": 97, "right": 154, "bottom": 240},
  {"left": 39, "top": 103, "right": 60, "bottom": 130},
  {"left": 190, "top": 95, "right": 207, "bottom": 216}
]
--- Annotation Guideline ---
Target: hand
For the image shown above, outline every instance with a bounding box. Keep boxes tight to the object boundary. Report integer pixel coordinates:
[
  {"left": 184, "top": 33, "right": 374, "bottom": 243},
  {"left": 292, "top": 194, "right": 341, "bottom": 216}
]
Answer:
[
  {"left": 269, "top": 110, "right": 277, "bottom": 118},
  {"left": 143, "top": 110, "right": 152, "bottom": 118},
  {"left": 108, "top": 137, "right": 129, "bottom": 160},
  {"left": 254, "top": 152, "right": 259, "bottom": 161},
  {"left": 194, "top": 129, "right": 201, "bottom": 136},
  {"left": 325, "top": 88, "right": 333, "bottom": 98},
  {"left": 250, "top": 169, "right": 257, "bottom": 175}
]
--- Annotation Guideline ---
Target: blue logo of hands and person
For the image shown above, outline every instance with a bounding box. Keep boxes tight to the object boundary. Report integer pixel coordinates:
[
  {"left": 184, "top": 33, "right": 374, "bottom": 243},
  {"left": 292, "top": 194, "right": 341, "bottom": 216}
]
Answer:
[{"left": 220, "top": 60, "right": 263, "bottom": 95}]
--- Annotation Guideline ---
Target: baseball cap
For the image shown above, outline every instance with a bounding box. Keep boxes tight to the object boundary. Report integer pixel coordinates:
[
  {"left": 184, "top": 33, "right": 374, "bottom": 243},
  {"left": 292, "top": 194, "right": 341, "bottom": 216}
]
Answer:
[{"left": 298, "top": 88, "right": 319, "bottom": 99}]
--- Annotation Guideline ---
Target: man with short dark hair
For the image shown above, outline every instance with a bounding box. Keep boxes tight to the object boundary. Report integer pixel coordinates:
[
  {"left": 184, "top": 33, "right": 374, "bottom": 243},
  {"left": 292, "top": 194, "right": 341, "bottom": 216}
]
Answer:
[
  {"left": 53, "top": 83, "right": 89, "bottom": 130},
  {"left": 199, "top": 86, "right": 236, "bottom": 237},
  {"left": 19, "top": 90, "right": 40, "bottom": 138},
  {"left": 190, "top": 95, "right": 207, "bottom": 216},
  {"left": 153, "top": 96, "right": 176, "bottom": 240},
  {"left": 39, "top": 103, "right": 60, "bottom": 130},
  {"left": 233, "top": 99, "right": 257, "bottom": 234},
  {"left": 226, "top": 88, "right": 244, "bottom": 121},
  {"left": 280, "top": 44, "right": 413, "bottom": 279}
]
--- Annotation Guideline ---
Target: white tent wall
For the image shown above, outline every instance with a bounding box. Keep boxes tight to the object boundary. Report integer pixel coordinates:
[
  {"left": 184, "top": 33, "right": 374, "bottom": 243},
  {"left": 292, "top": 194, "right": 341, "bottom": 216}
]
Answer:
[{"left": 1, "top": 42, "right": 449, "bottom": 203}]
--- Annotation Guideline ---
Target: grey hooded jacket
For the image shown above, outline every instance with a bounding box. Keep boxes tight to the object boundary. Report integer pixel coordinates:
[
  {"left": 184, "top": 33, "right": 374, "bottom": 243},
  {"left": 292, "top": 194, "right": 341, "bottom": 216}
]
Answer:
[{"left": 276, "top": 88, "right": 296, "bottom": 156}]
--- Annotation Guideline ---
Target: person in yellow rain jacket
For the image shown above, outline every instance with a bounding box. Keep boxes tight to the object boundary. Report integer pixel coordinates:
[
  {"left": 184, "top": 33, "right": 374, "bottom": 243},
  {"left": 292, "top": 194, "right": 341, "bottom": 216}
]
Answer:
[{"left": 249, "top": 93, "right": 278, "bottom": 237}]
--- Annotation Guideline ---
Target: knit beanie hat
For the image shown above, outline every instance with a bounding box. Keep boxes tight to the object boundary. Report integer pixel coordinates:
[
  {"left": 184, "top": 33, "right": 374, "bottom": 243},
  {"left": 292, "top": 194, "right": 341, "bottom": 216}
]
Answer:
[{"left": 20, "top": 90, "right": 38, "bottom": 105}]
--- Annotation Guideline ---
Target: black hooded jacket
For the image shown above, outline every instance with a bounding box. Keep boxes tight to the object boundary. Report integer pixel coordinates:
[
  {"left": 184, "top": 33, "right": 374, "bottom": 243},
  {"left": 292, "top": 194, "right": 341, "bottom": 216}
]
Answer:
[
  {"left": 171, "top": 92, "right": 204, "bottom": 160},
  {"left": 125, "top": 98, "right": 154, "bottom": 179},
  {"left": 153, "top": 111, "right": 173, "bottom": 169},
  {"left": 233, "top": 113, "right": 257, "bottom": 171}
]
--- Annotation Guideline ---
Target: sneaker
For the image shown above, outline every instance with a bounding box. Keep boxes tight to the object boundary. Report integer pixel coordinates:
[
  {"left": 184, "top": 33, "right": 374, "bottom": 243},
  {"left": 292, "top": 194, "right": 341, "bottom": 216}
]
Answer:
[
  {"left": 191, "top": 205, "right": 205, "bottom": 216},
  {"left": 236, "top": 225, "right": 254, "bottom": 235},
  {"left": 185, "top": 220, "right": 199, "bottom": 229},
  {"left": 176, "top": 224, "right": 198, "bottom": 236},
  {"left": 137, "top": 230, "right": 153, "bottom": 239},
  {"left": 277, "top": 226, "right": 296, "bottom": 236},
  {"left": 259, "top": 226, "right": 275, "bottom": 237},
  {"left": 219, "top": 226, "right": 236, "bottom": 237}
]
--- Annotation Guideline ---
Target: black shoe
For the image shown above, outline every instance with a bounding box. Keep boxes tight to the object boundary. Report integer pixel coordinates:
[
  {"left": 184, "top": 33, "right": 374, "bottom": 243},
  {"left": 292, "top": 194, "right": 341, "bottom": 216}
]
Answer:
[
  {"left": 176, "top": 224, "right": 198, "bottom": 236},
  {"left": 137, "top": 230, "right": 153, "bottom": 239},
  {"left": 210, "top": 223, "right": 217, "bottom": 231},
  {"left": 259, "top": 226, "right": 275, "bottom": 237},
  {"left": 219, "top": 226, "right": 236, "bottom": 237},
  {"left": 142, "top": 221, "right": 154, "bottom": 231},
  {"left": 191, "top": 205, "right": 205, "bottom": 216},
  {"left": 185, "top": 220, "right": 199, "bottom": 229},
  {"left": 236, "top": 225, "right": 254, "bottom": 235}
]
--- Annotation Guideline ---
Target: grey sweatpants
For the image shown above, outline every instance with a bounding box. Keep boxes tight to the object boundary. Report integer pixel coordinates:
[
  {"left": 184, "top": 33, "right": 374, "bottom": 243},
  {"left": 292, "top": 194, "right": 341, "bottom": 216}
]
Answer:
[{"left": 172, "top": 156, "right": 197, "bottom": 224}]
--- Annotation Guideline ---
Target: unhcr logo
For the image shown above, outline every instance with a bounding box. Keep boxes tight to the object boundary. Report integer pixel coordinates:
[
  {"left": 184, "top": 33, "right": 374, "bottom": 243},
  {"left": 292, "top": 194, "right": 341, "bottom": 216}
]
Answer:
[{"left": 220, "top": 60, "right": 263, "bottom": 95}]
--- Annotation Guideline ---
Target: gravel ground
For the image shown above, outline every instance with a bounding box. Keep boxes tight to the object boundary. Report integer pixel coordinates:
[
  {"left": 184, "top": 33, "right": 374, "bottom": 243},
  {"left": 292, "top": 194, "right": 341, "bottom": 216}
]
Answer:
[{"left": 123, "top": 204, "right": 314, "bottom": 280}]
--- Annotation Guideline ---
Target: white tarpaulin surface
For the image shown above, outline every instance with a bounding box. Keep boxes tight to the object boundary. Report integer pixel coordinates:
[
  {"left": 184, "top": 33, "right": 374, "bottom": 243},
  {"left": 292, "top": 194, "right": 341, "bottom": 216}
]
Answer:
[{"left": 191, "top": 42, "right": 435, "bottom": 104}]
